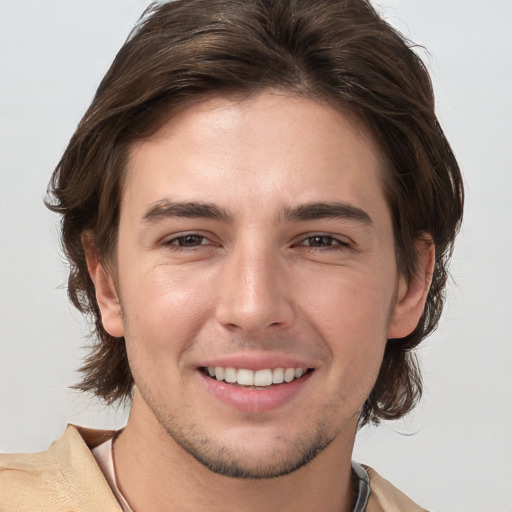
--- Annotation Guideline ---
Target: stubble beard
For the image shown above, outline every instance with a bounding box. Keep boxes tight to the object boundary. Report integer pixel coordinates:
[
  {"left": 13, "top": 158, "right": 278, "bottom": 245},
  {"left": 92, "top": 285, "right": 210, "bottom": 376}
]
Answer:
[
  {"left": 135, "top": 378, "right": 344, "bottom": 480},
  {"left": 159, "top": 413, "right": 339, "bottom": 479}
]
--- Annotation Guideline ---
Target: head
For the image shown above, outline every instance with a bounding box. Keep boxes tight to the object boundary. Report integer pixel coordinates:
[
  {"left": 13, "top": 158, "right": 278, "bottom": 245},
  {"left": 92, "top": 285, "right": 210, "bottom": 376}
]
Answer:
[{"left": 47, "top": 0, "right": 463, "bottom": 430}]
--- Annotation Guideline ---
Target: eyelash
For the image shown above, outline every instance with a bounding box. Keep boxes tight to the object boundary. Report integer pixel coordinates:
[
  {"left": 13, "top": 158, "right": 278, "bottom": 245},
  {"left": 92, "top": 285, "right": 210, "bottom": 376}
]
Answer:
[
  {"left": 163, "top": 234, "right": 211, "bottom": 249},
  {"left": 163, "top": 233, "right": 350, "bottom": 251},
  {"left": 297, "top": 235, "right": 350, "bottom": 250}
]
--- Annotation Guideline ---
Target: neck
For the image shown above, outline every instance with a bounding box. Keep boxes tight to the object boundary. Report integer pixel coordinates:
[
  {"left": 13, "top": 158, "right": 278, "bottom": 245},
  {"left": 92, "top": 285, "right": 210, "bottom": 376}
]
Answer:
[{"left": 114, "top": 391, "right": 358, "bottom": 512}]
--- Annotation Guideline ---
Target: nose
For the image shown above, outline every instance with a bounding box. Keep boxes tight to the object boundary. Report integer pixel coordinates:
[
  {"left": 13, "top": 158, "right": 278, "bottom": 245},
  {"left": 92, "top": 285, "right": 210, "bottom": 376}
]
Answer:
[{"left": 215, "top": 242, "right": 295, "bottom": 334}]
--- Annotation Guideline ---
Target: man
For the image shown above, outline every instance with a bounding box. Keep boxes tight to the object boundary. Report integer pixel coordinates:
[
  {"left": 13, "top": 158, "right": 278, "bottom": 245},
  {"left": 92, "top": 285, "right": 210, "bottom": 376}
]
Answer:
[{"left": 0, "top": 0, "right": 463, "bottom": 510}]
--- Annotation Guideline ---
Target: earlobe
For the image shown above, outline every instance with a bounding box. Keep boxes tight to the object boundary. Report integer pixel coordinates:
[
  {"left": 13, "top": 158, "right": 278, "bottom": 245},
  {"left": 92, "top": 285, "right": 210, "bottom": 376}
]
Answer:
[
  {"left": 82, "top": 232, "right": 125, "bottom": 338},
  {"left": 387, "top": 237, "right": 435, "bottom": 340}
]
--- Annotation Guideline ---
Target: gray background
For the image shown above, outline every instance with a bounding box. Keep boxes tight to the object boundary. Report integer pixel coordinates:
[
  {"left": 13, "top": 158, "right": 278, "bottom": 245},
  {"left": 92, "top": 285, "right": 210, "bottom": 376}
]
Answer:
[{"left": 1, "top": 1, "right": 511, "bottom": 510}]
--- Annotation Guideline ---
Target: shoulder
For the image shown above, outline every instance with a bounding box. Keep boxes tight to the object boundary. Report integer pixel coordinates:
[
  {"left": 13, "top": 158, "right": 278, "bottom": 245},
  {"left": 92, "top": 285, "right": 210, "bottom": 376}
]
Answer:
[
  {"left": 0, "top": 425, "right": 122, "bottom": 512},
  {"left": 364, "top": 465, "right": 429, "bottom": 512}
]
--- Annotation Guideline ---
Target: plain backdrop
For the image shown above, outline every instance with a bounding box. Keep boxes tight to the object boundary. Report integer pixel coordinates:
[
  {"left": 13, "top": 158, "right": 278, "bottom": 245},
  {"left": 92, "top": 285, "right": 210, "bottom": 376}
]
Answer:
[{"left": 1, "top": 1, "right": 511, "bottom": 510}]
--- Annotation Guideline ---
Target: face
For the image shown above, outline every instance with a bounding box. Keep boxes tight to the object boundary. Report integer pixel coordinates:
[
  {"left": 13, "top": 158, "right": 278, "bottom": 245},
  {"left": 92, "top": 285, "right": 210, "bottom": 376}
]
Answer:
[{"left": 92, "top": 92, "right": 426, "bottom": 478}]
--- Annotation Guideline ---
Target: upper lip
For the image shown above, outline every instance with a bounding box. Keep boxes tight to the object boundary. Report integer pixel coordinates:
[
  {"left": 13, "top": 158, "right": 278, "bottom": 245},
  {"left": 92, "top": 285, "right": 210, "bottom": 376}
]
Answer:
[{"left": 198, "top": 352, "right": 315, "bottom": 371}]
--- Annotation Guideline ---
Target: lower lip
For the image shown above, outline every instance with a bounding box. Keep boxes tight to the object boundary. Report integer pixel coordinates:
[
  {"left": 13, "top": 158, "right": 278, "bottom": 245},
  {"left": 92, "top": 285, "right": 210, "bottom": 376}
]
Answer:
[{"left": 200, "top": 371, "right": 313, "bottom": 413}]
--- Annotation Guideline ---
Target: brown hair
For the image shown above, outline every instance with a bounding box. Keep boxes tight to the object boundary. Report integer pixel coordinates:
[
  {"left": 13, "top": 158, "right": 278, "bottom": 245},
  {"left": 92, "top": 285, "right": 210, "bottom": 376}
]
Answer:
[{"left": 46, "top": 0, "right": 463, "bottom": 426}]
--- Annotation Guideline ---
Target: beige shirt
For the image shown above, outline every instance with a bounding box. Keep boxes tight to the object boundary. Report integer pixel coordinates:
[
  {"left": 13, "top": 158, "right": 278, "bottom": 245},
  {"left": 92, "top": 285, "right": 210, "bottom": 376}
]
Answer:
[{"left": 0, "top": 425, "right": 428, "bottom": 512}]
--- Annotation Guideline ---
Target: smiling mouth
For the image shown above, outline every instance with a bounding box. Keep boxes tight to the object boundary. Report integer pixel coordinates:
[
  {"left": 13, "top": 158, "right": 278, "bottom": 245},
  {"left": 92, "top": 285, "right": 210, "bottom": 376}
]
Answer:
[{"left": 201, "top": 366, "right": 313, "bottom": 388}]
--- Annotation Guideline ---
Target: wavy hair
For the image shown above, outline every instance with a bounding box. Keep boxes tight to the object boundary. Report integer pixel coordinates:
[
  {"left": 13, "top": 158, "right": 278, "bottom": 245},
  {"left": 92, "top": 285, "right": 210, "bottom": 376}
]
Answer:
[{"left": 46, "top": 0, "right": 463, "bottom": 426}]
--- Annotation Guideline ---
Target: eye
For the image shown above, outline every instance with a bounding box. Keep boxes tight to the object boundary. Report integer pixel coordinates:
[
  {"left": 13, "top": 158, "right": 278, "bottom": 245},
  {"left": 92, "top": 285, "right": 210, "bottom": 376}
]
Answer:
[
  {"left": 165, "top": 234, "right": 209, "bottom": 248},
  {"left": 300, "top": 235, "right": 349, "bottom": 249}
]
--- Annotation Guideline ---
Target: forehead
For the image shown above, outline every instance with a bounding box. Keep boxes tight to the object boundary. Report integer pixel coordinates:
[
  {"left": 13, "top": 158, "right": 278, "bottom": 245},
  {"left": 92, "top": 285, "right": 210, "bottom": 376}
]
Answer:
[{"left": 123, "top": 92, "right": 388, "bottom": 222}]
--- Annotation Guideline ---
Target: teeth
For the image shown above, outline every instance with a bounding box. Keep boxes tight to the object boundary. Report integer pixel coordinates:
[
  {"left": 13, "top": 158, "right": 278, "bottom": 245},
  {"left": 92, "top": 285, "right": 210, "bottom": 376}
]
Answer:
[
  {"left": 254, "top": 369, "right": 272, "bottom": 386},
  {"left": 284, "top": 368, "right": 295, "bottom": 383},
  {"left": 215, "top": 367, "right": 225, "bottom": 381},
  {"left": 208, "top": 366, "right": 309, "bottom": 387},
  {"left": 236, "top": 368, "right": 254, "bottom": 386},
  {"left": 224, "top": 367, "right": 237, "bottom": 383},
  {"left": 272, "top": 368, "right": 284, "bottom": 384}
]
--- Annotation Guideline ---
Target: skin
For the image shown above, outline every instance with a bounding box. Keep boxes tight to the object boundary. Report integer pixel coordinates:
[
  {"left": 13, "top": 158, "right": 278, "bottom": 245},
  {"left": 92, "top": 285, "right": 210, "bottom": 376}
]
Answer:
[{"left": 86, "top": 91, "right": 433, "bottom": 512}]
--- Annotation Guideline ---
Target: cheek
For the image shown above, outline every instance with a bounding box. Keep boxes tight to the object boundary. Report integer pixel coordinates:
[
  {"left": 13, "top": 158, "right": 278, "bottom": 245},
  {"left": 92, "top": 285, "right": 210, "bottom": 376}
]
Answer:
[
  {"left": 120, "top": 265, "right": 215, "bottom": 364},
  {"left": 300, "top": 268, "right": 392, "bottom": 387},
  {"left": 302, "top": 266, "right": 394, "bottom": 337}
]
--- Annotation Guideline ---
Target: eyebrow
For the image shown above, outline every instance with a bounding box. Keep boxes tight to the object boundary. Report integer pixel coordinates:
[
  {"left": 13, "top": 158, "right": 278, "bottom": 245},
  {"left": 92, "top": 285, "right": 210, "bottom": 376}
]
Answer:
[
  {"left": 142, "top": 199, "right": 373, "bottom": 227},
  {"left": 142, "top": 200, "right": 232, "bottom": 223},
  {"left": 282, "top": 202, "right": 373, "bottom": 226}
]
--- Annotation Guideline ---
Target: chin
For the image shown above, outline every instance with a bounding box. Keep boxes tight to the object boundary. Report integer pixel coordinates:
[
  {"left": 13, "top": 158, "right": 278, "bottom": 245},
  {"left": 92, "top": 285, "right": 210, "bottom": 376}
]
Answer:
[{"left": 162, "top": 419, "right": 339, "bottom": 480}]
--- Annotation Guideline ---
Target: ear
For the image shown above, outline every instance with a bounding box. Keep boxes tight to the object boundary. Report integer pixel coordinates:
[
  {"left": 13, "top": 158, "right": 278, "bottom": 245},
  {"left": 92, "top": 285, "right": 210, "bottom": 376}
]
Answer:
[
  {"left": 387, "top": 236, "right": 435, "bottom": 339},
  {"left": 82, "top": 232, "right": 125, "bottom": 338}
]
